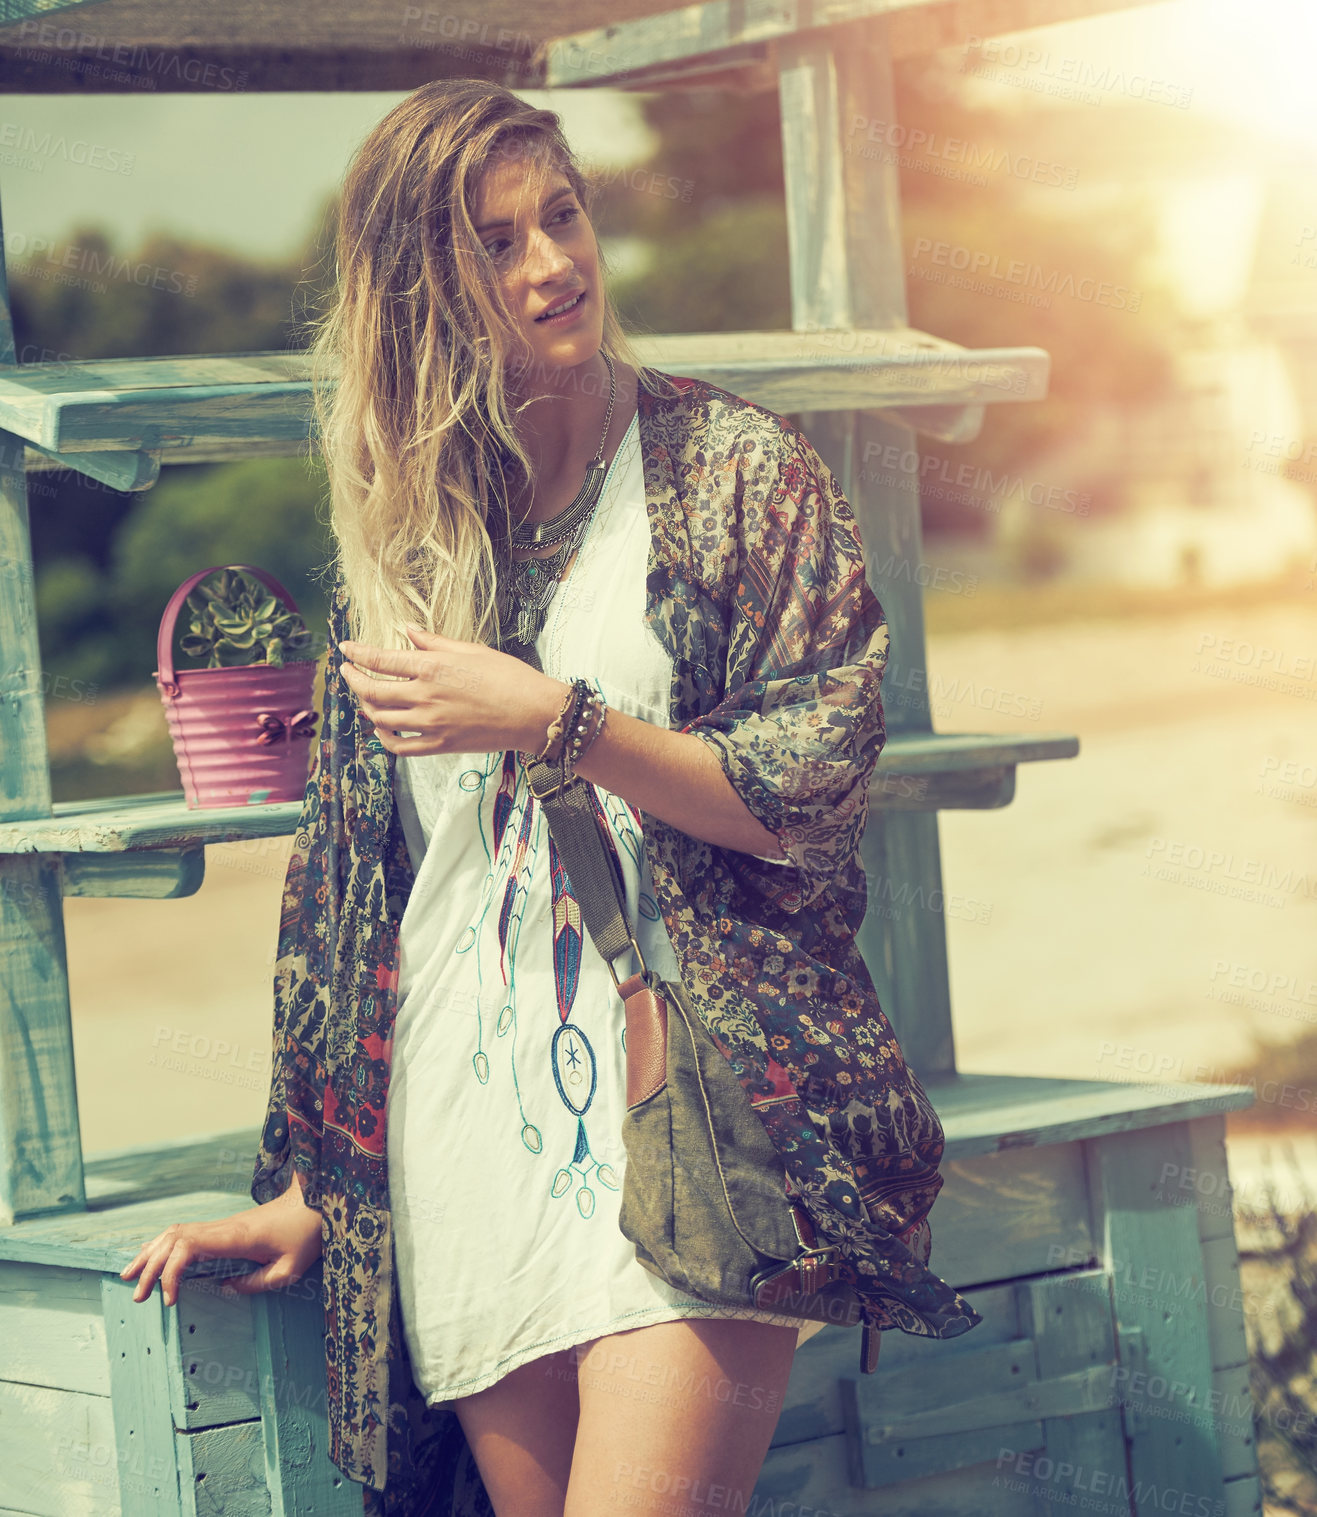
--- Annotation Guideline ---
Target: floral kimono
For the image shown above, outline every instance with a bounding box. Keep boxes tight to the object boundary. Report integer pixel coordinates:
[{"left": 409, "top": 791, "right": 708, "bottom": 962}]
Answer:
[{"left": 251, "top": 370, "right": 982, "bottom": 1514}]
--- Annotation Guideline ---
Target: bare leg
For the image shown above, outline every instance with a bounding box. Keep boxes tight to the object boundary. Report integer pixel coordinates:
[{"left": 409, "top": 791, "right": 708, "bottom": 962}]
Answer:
[
  {"left": 565, "top": 1317, "right": 798, "bottom": 1516},
  {"left": 450, "top": 1344, "right": 581, "bottom": 1517}
]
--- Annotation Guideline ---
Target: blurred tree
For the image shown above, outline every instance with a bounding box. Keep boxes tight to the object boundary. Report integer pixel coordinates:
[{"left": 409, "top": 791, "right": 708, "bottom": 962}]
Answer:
[
  {"left": 610, "top": 196, "right": 791, "bottom": 335},
  {"left": 597, "top": 67, "right": 1186, "bottom": 544}
]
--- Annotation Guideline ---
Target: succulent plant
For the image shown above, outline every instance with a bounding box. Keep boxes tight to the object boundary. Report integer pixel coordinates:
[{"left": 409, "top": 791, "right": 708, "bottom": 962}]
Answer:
[{"left": 178, "top": 568, "right": 315, "bottom": 669}]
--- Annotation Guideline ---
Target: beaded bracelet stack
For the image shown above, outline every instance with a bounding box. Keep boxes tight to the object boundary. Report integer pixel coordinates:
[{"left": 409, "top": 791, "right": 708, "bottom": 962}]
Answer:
[{"left": 526, "top": 676, "right": 608, "bottom": 795}]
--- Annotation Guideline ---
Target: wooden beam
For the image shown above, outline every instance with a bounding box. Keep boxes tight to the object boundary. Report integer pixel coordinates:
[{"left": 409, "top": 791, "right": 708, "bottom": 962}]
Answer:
[
  {"left": 543, "top": 0, "right": 1157, "bottom": 89},
  {"left": 0, "top": 412, "right": 85, "bottom": 1222},
  {"left": 0, "top": 335, "right": 1046, "bottom": 472}
]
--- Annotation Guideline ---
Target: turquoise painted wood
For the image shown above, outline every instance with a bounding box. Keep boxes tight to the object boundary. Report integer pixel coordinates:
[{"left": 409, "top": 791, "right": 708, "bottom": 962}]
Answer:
[
  {"left": 0, "top": 334, "right": 1046, "bottom": 470},
  {"left": 24, "top": 438, "right": 160, "bottom": 492},
  {"left": 0, "top": 185, "right": 86, "bottom": 1226},
  {"left": 0, "top": 0, "right": 111, "bottom": 25},
  {"left": 61, "top": 847, "right": 207, "bottom": 900},
  {"left": 101, "top": 1275, "right": 185, "bottom": 1514},
  {"left": 252, "top": 1282, "right": 362, "bottom": 1516},
  {"left": 541, "top": 0, "right": 1157, "bottom": 89}
]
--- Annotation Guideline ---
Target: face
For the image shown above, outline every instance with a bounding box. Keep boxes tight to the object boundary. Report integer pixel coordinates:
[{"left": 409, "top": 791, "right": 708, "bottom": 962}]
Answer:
[{"left": 469, "top": 148, "right": 603, "bottom": 387}]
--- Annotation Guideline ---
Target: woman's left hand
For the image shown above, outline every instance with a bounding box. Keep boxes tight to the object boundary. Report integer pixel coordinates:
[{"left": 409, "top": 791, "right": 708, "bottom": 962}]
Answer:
[{"left": 337, "top": 624, "right": 567, "bottom": 757}]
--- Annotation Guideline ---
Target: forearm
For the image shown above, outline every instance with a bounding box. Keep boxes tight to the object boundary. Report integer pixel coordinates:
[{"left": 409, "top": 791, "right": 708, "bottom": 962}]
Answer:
[{"left": 521, "top": 679, "right": 788, "bottom": 862}]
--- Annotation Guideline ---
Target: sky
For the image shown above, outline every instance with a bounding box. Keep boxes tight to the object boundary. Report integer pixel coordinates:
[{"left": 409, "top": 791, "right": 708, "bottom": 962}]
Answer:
[{"left": 0, "top": 0, "right": 1309, "bottom": 266}]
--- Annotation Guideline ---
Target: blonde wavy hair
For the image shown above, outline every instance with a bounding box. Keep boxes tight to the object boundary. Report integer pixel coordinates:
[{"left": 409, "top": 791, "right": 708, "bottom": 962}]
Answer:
[{"left": 302, "top": 77, "right": 679, "bottom": 654}]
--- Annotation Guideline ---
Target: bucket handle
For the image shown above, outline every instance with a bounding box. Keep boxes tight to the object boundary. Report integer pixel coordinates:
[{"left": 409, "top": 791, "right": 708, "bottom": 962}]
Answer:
[{"left": 156, "top": 563, "right": 305, "bottom": 698}]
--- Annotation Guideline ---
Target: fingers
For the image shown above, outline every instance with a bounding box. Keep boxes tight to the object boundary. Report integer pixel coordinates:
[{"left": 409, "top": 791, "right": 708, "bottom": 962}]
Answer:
[
  {"left": 120, "top": 1227, "right": 201, "bottom": 1308},
  {"left": 338, "top": 643, "right": 423, "bottom": 684},
  {"left": 119, "top": 1217, "right": 258, "bottom": 1308}
]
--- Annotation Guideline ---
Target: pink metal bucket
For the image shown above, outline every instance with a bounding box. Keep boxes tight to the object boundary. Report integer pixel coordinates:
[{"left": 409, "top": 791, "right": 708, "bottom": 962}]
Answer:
[{"left": 154, "top": 563, "right": 319, "bottom": 809}]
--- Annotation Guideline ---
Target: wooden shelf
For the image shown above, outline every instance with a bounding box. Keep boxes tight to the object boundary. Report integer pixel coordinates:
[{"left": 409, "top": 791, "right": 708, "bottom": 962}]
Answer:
[
  {"left": 0, "top": 330, "right": 1047, "bottom": 488},
  {"left": 0, "top": 788, "right": 302, "bottom": 855},
  {"left": 0, "top": 730, "right": 1078, "bottom": 894},
  {"left": 0, "top": 1069, "right": 1254, "bottom": 1270},
  {"left": 925, "top": 1071, "right": 1257, "bottom": 1161}
]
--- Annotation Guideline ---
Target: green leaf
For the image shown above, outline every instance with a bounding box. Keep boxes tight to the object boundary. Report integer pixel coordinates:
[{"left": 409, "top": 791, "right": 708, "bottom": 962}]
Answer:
[{"left": 214, "top": 637, "right": 259, "bottom": 667}]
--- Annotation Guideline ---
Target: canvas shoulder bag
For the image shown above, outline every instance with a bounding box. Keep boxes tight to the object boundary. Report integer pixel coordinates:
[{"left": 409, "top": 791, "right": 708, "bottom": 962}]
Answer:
[{"left": 520, "top": 749, "right": 881, "bottom": 1376}]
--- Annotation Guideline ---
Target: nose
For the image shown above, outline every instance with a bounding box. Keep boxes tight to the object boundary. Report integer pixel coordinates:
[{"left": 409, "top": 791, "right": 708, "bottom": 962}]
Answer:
[{"left": 523, "top": 223, "right": 575, "bottom": 284}]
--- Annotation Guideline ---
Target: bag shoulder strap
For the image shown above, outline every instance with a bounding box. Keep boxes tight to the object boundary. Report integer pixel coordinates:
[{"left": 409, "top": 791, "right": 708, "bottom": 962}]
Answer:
[{"left": 521, "top": 749, "right": 650, "bottom": 992}]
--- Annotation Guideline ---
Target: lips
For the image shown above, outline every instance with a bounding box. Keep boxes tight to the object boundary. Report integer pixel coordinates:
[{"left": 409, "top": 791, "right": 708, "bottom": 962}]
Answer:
[{"left": 536, "top": 290, "right": 585, "bottom": 321}]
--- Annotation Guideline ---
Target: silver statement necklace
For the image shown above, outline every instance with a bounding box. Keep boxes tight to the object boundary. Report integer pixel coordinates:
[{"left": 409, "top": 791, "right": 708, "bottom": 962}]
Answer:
[{"left": 495, "top": 351, "right": 616, "bottom": 657}]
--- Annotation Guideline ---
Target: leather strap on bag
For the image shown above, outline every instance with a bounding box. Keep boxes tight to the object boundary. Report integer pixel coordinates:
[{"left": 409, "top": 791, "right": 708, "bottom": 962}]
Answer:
[{"left": 519, "top": 744, "right": 881, "bottom": 1376}]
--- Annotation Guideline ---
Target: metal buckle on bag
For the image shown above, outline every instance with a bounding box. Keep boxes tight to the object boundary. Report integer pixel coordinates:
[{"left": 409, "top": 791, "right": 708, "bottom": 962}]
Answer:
[
  {"left": 606, "top": 934, "right": 651, "bottom": 994},
  {"left": 784, "top": 1199, "right": 843, "bottom": 1294},
  {"left": 751, "top": 1200, "right": 843, "bottom": 1301},
  {"left": 749, "top": 1239, "right": 841, "bottom": 1303}
]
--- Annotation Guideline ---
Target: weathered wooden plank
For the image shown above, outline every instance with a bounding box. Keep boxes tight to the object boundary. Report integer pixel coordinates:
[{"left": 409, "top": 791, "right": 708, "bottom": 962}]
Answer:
[
  {"left": 23, "top": 440, "right": 158, "bottom": 492},
  {"left": 542, "top": 0, "right": 1152, "bottom": 88},
  {"left": 0, "top": 0, "right": 111, "bottom": 23},
  {"left": 1091, "top": 1125, "right": 1230, "bottom": 1511},
  {"left": 100, "top": 1275, "right": 183, "bottom": 1515},
  {"left": 880, "top": 733, "right": 1079, "bottom": 772},
  {"left": 761, "top": 1428, "right": 1044, "bottom": 1515},
  {"left": 1213, "top": 1360, "right": 1258, "bottom": 1483},
  {"left": 61, "top": 848, "right": 206, "bottom": 899},
  {"left": 775, "top": 1281, "right": 1022, "bottom": 1448},
  {"left": 1222, "top": 1472, "right": 1263, "bottom": 1517},
  {"left": 0, "top": 1379, "right": 120, "bottom": 1516},
  {"left": 844, "top": 1272, "right": 1121, "bottom": 1488},
  {"left": 167, "top": 1279, "right": 264, "bottom": 1432},
  {"left": 924, "top": 1142, "right": 1095, "bottom": 1291},
  {"left": 0, "top": 420, "right": 85, "bottom": 1221},
  {"left": 874, "top": 764, "right": 1018, "bottom": 811},
  {"left": 856, "top": 1417, "right": 1048, "bottom": 1486},
  {"left": 1026, "top": 1272, "right": 1130, "bottom": 1517},
  {"left": 1186, "top": 1114, "right": 1241, "bottom": 1246},
  {"left": 0, "top": 1261, "right": 108, "bottom": 1394},
  {"left": 0, "top": 790, "right": 302, "bottom": 855},
  {"left": 926, "top": 1072, "right": 1257, "bottom": 1161},
  {"left": 1201, "top": 1231, "right": 1250, "bottom": 1375},
  {"left": 252, "top": 1276, "right": 358, "bottom": 1517},
  {"left": 173, "top": 1421, "right": 268, "bottom": 1517},
  {"left": 0, "top": 332, "right": 1046, "bottom": 463}
]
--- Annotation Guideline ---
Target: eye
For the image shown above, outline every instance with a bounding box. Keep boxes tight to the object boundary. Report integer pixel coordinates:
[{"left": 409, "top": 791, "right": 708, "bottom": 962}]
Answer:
[
  {"left": 483, "top": 236, "right": 512, "bottom": 260},
  {"left": 555, "top": 205, "right": 580, "bottom": 226}
]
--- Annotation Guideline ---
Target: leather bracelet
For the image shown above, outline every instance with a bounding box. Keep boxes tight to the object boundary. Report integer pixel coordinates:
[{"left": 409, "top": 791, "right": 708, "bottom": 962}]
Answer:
[
  {"left": 534, "top": 681, "right": 577, "bottom": 764},
  {"left": 552, "top": 679, "right": 593, "bottom": 795}
]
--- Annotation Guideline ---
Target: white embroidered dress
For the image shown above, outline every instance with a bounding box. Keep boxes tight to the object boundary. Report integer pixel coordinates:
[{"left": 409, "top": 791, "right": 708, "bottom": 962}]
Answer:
[{"left": 386, "top": 410, "right": 823, "bottom": 1407}]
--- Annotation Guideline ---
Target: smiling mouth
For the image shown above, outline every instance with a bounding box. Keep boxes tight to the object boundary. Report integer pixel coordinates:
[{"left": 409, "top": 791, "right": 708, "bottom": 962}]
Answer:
[{"left": 536, "top": 290, "right": 586, "bottom": 321}]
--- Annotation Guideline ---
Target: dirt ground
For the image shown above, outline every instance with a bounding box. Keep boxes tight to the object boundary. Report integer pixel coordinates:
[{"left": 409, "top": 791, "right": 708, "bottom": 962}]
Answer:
[{"left": 65, "top": 598, "right": 1317, "bottom": 1198}]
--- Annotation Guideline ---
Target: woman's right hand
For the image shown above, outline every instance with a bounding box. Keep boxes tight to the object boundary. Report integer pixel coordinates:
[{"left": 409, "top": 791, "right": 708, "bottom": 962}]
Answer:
[{"left": 118, "top": 1170, "right": 324, "bottom": 1308}]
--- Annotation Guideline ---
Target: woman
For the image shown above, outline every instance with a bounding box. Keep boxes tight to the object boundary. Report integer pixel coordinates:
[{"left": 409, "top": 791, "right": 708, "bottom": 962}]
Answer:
[{"left": 120, "top": 79, "right": 981, "bottom": 1517}]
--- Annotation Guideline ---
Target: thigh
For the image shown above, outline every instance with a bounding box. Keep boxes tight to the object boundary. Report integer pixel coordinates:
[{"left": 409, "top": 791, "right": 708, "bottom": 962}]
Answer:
[
  {"left": 451, "top": 1344, "right": 581, "bottom": 1517},
  {"left": 565, "top": 1317, "right": 798, "bottom": 1517}
]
